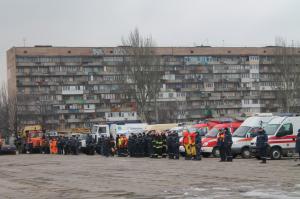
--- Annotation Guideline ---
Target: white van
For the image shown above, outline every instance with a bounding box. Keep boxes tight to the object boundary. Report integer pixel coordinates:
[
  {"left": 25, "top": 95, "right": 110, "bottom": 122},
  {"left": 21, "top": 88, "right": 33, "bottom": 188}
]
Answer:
[
  {"left": 231, "top": 115, "right": 276, "bottom": 158},
  {"left": 250, "top": 116, "right": 300, "bottom": 160}
]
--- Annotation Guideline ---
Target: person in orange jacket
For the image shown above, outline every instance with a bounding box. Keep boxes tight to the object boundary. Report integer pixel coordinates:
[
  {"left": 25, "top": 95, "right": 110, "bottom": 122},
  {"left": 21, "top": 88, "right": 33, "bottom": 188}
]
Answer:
[
  {"left": 190, "top": 132, "right": 197, "bottom": 159},
  {"left": 183, "top": 131, "right": 191, "bottom": 160},
  {"left": 50, "top": 138, "right": 58, "bottom": 154}
]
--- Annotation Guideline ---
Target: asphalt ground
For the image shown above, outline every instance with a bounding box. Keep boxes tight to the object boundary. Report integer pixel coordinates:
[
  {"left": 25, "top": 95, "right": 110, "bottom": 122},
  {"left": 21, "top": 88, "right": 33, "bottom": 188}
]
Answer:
[{"left": 0, "top": 154, "right": 299, "bottom": 199}]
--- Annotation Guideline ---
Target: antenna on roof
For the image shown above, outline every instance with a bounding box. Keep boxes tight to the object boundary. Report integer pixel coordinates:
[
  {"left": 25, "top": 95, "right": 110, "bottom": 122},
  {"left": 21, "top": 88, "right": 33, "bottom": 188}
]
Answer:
[{"left": 22, "top": 37, "right": 27, "bottom": 47}]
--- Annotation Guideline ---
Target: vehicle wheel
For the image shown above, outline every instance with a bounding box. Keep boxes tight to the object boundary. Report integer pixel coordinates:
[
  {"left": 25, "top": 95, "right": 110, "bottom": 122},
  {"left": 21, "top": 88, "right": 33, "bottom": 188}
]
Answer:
[
  {"left": 202, "top": 153, "right": 210, "bottom": 158},
  {"left": 241, "top": 148, "right": 251, "bottom": 159},
  {"left": 270, "top": 147, "right": 282, "bottom": 160},
  {"left": 212, "top": 147, "right": 220, "bottom": 158}
]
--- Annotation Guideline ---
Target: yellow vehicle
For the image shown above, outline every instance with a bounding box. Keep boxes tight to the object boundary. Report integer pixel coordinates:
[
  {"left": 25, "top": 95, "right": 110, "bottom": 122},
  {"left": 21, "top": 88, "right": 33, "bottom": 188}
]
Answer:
[{"left": 18, "top": 125, "right": 44, "bottom": 153}]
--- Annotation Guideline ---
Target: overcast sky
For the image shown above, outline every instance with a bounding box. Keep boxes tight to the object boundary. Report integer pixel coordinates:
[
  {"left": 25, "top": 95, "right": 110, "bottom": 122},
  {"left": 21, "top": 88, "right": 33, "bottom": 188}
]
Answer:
[{"left": 1, "top": 0, "right": 300, "bottom": 85}]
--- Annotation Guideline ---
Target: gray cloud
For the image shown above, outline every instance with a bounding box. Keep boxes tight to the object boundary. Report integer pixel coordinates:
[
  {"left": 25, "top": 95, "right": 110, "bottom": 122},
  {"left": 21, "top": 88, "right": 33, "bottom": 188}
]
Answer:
[{"left": 1, "top": 0, "right": 300, "bottom": 85}]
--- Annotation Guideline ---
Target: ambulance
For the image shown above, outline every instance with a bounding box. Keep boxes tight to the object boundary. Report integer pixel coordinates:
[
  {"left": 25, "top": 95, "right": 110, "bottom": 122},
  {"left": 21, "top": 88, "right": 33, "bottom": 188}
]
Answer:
[
  {"left": 231, "top": 114, "right": 276, "bottom": 158},
  {"left": 201, "top": 121, "right": 242, "bottom": 157},
  {"left": 250, "top": 116, "right": 300, "bottom": 160}
]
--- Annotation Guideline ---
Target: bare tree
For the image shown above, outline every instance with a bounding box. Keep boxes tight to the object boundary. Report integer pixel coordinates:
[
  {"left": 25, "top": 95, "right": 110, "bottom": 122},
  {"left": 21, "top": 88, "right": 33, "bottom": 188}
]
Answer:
[
  {"left": 157, "top": 101, "right": 184, "bottom": 123},
  {"left": 120, "top": 28, "right": 163, "bottom": 123},
  {"left": 272, "top": 37, "right": 300, "bottom": 112},
  {"left": 0, "top": 83, "right": 18, "bottom": 139}
]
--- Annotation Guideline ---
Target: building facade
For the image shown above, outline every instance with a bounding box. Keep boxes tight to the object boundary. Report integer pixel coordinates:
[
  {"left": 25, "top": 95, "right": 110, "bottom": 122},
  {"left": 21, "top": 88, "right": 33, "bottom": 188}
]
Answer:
[{"left": 7, "top": 46, "right": 300, "bottom": 130}]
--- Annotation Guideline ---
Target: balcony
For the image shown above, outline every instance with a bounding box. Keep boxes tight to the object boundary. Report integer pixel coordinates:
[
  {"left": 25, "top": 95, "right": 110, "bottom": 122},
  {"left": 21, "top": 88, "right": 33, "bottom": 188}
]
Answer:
[
  {"left": 65, "top": 99, "right": 85, "bottom": 104},
  {"left": 62, "top": 90, "right": 84, "bottom": 95},
  {"left": 67, "top": 118, "right": 82, "bottom": 123}
]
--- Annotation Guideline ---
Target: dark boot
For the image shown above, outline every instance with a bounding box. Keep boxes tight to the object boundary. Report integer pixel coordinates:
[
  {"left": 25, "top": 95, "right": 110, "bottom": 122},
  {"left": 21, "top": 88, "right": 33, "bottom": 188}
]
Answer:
[{"left": 260, "top": 159, "right": 266, "bottom": 164}]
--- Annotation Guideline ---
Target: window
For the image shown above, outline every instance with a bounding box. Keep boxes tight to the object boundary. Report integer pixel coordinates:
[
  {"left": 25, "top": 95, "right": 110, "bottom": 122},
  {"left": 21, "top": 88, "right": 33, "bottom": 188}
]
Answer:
[{"left": 277, "top": 123, "right": 293, "bottom": 136}]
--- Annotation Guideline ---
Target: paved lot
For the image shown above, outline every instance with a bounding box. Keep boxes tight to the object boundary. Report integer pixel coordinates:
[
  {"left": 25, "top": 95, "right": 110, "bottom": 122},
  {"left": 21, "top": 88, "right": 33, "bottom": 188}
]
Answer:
[{"left": 0, "top": 154, "right": 299, "bottom": 199}]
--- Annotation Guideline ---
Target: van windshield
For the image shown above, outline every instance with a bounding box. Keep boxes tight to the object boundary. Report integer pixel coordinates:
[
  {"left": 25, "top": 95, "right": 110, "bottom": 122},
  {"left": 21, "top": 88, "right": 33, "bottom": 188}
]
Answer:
[
  {"left": 232, "top": 126, "right": 251, "bottom": 137},
  {"left": 91, "top": 126, "right": 98, "bottom": 134},
  {"left": 206, "top": 128, "right": 220, "bottom": 138},
  {"left": 264, "top": 124, "right": 280, "bottom": 135}
]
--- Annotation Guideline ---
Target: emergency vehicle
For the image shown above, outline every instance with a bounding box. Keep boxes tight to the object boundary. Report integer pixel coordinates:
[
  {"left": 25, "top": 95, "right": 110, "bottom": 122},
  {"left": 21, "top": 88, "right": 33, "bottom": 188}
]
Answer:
[
  {"left": 250, "top": 116, "right": 300, "bottom": 160},
  {"left": 178, "top": 121, "right": 220, "bottom": 156},
  {"left": 231, "top": 114, "right": 276, "bottom": 158},
  {"left": 201, "top": 121, "right": 242, "bottom": 157},
  {"left": 193, "top": 120, "right": 221, "bottom": 136}
]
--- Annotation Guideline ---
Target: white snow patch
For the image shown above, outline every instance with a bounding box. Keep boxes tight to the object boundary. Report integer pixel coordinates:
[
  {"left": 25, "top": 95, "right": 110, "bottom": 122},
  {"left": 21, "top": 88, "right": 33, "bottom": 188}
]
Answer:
[
  {"left": 212, "top": 187, "right": 231, "bottom": 191},
  {"left": 242, "top": 190, "right": 300, "bottom": 199}
]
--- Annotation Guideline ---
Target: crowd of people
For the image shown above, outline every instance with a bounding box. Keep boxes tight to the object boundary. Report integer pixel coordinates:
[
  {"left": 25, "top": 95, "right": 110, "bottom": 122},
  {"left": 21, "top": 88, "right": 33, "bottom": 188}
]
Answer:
[
  {"left": 13, "top": 127, "right": 300, "bottom": 165},
  {"left": 15, "top": 135, "right": 81, "bottom": 155}
]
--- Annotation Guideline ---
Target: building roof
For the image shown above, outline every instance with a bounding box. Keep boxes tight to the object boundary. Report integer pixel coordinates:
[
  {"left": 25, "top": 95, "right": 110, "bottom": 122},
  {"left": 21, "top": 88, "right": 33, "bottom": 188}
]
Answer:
[{"left": 8, "top": 46, "right": 300, "bottom": 56}]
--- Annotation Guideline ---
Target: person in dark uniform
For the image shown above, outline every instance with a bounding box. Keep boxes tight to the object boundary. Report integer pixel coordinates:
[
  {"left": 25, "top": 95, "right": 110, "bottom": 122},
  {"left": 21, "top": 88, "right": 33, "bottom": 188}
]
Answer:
[
  {"left": 217, "top": 129, "right": 226, "bottom": 162},
  {"left": 96, "top": 136, "right": 103, "bottom": 155},
  {"left": 100, "top": 135, "right": 105, "bottom": 155},
  {"left": 173, "top": 132, "right": 180, "bottom": 159},
  {"left": 64, "top": 137, "right": 70, "bottom": 155},
  {"left": 136, "top": 133, "right": 144, "bottom": 157},
  {"left": 109, "top": 135, "right": 115, "bottom": 156},
  {"left": 57, "top": 136, "right": 62, "bottom": 155},
  {"left": 147, "top": 132, "right": 154, "bottom": 158},
  {"left": 143, "top": 132, "right": 149, "bottom": 157},
  {"left": 195, "top": 131, "right": 202, "bottom": 160},
  {"left": 156, "top": 133, "right": 163, "bottom": 158},
  {"left": 103, "top": 136, "right": 110, "bottom": 157},
  {"left": 256, "top": 127, "right": 268, "bottom": 164},
  {"left": 127, "top": 134, "right": 133, "bottom": 157},
  {"left": 70, "top": 136, "right": 76, "bottom": 155},
  {"left": 151, "top": 133, "right": 159, "bottom": 158},
  {"left": 167, "top": 132, "right": 174, "bottom": 159},
  {"left": 224, "top": 128, "right": 233, "bottom": 162},
  {"left": 161, "top": 132, "right": 167, "bottom": 158},
  {"left": 60, "top": 136, "right": 66, "bottom": 155},
  {"left": 295, "top": 129, "right": 300, "bottom": 164},
  {"left": 86, "top": 134, "right": 95, "bottom": 155},
  {"left": 116, "top": 134, "right": 120, "bottom": 152}
]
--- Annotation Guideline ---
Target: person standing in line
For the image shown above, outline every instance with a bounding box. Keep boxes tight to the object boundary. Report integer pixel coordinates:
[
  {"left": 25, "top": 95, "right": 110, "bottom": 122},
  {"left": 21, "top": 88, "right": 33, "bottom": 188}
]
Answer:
[
  {"left": 217, "top": 129, "right": 226, "bottom": 162},
  {"left": 195, "top": 131, "right": 202, "bottom": 161},
  {"left": 173, "top": 132, "right": 180, "bottom": 159},
  {"left": 183, "top": 131, "right": 191, "bottom": 160},
  {"left": 295, "top": 129, "right": 300, "bottom": 165},
  {"left": 256, "top": 127, "right": 268, "bottom": 164},
  {"left": 167, "top": 132, "right": 174, "bottom": 159},
  {"left": 161, "top": 132, "right": 167, "bottom": 158},
  {"left": 224, "top": 128, "right": 233, "bottom": 162},
  {"left": 190, "top": 131, "right": 196, "bottom": 160}
]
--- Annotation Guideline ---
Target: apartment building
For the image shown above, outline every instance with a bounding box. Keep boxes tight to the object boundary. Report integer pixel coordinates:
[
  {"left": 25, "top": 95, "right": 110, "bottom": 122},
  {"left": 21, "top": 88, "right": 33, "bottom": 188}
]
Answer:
[{"left": 7, "top": 46, "right": 300, "bottom": 130}]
